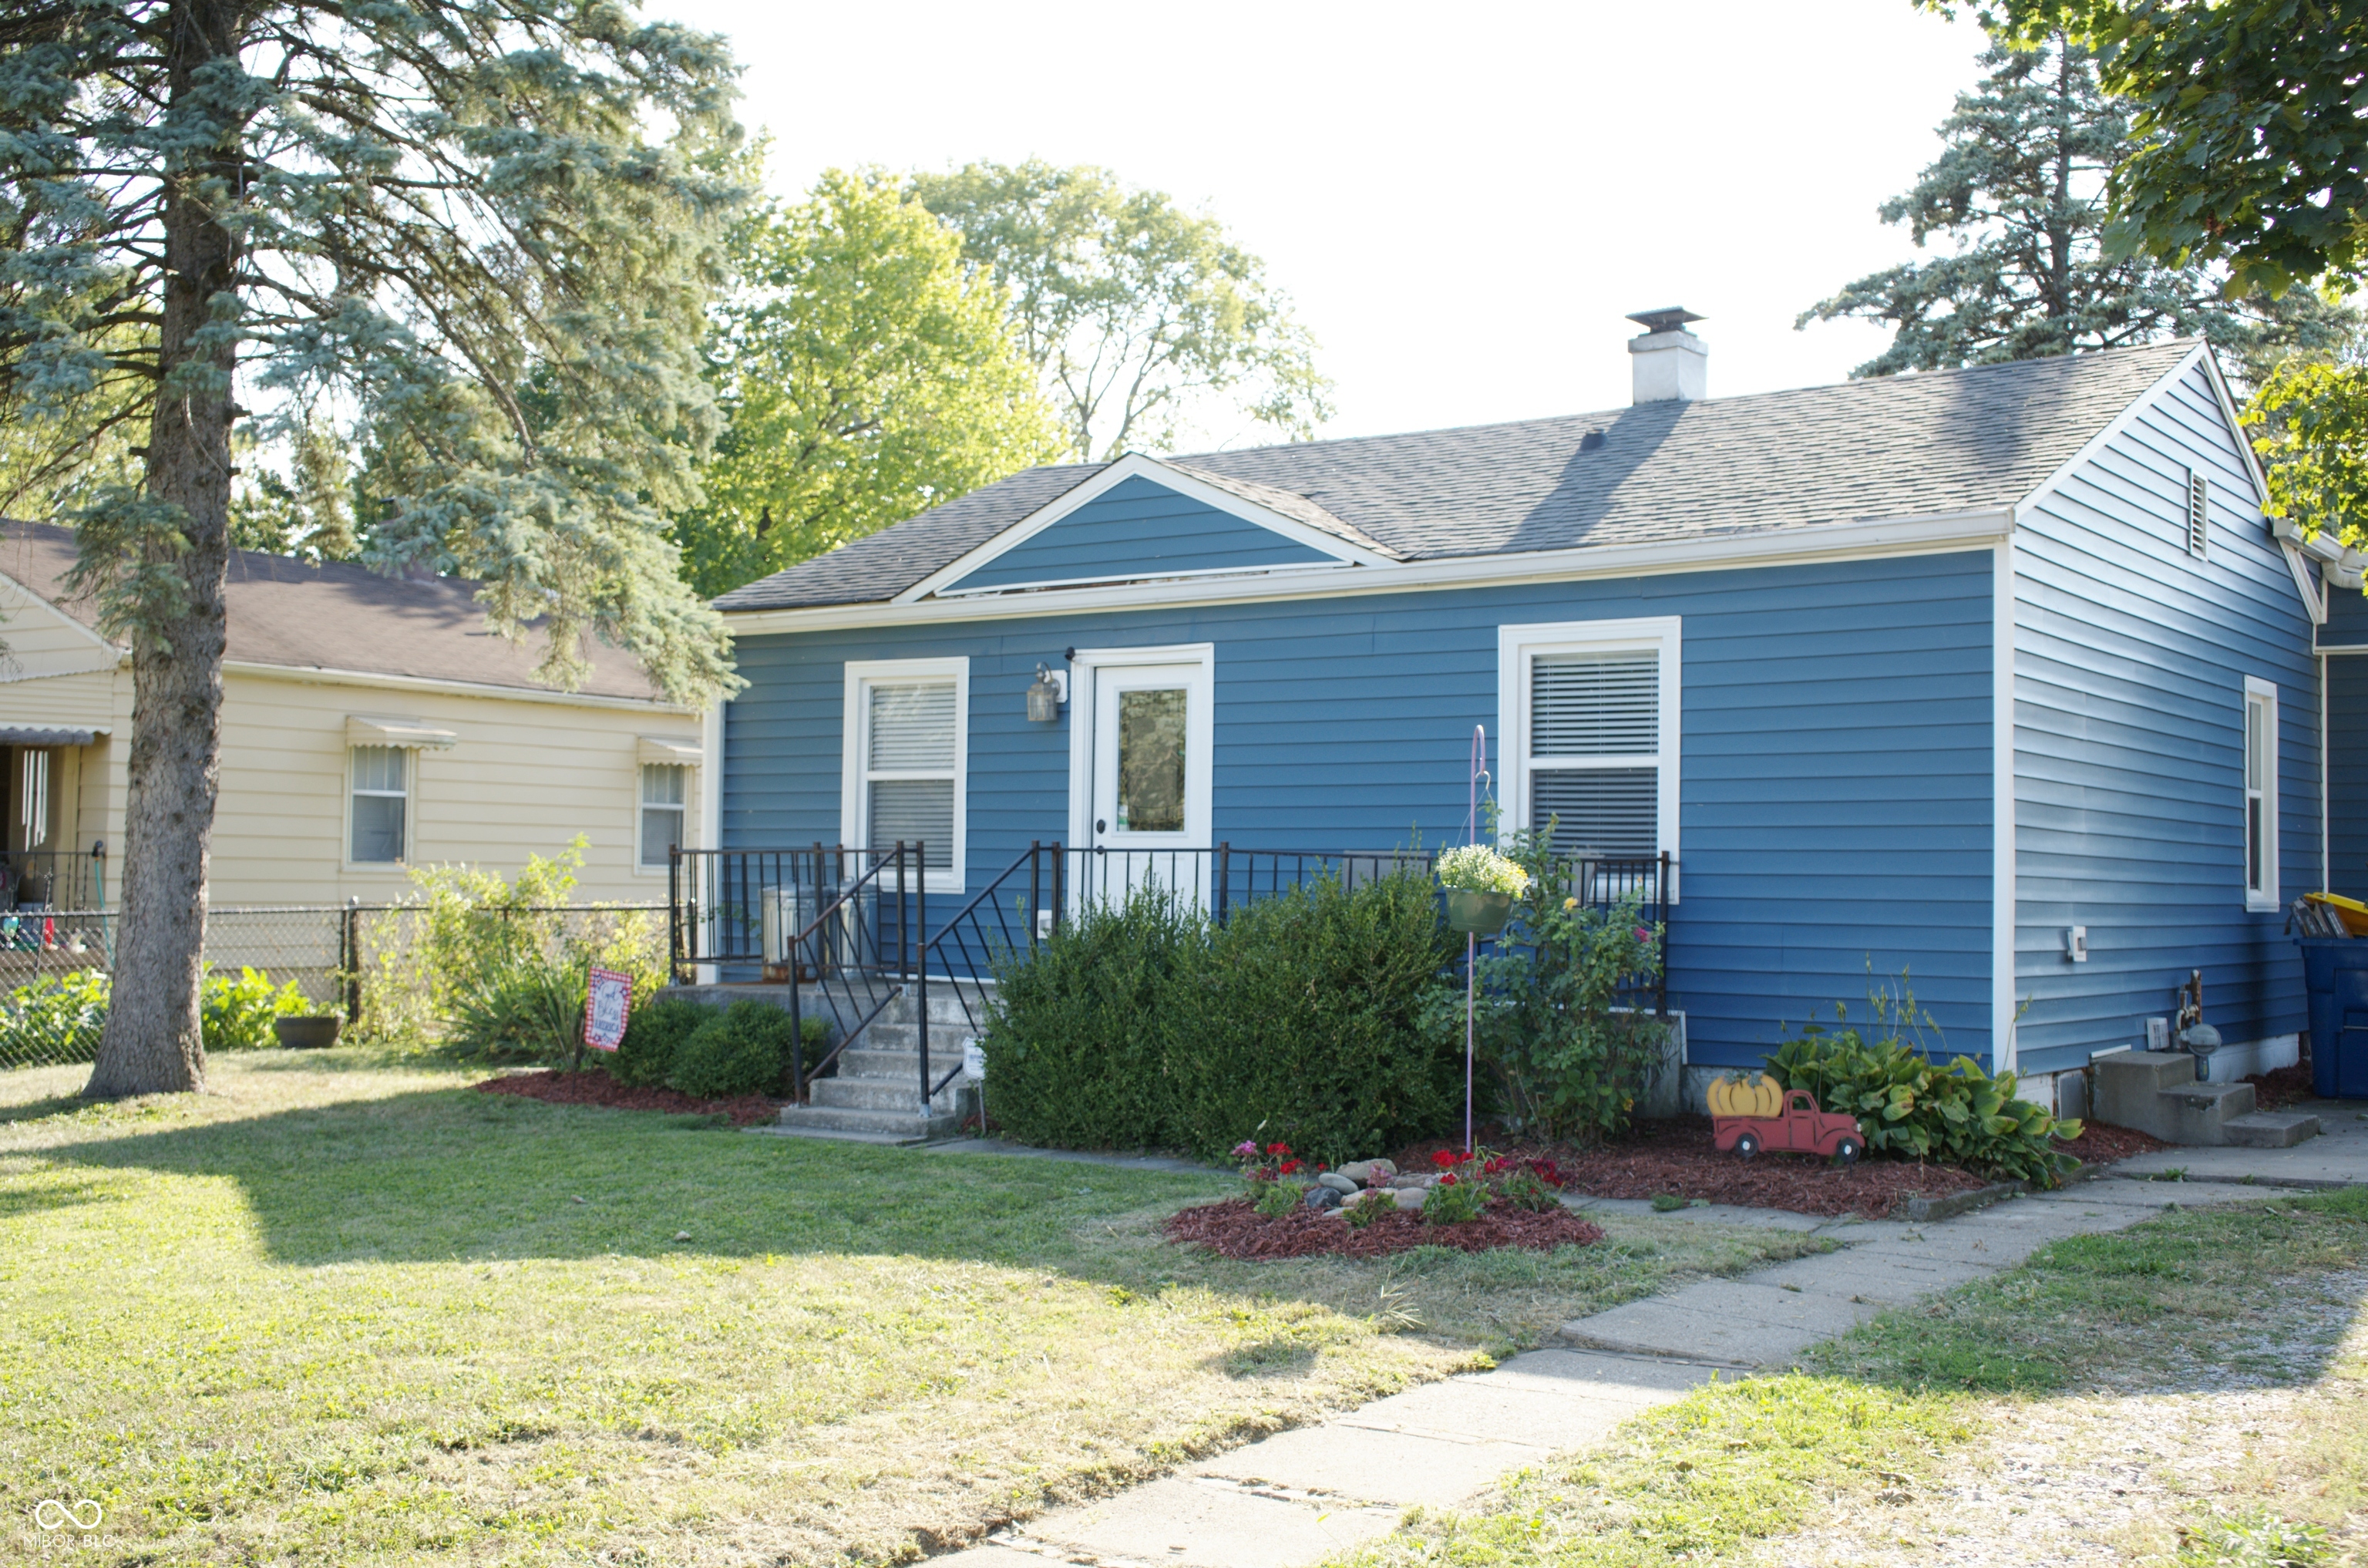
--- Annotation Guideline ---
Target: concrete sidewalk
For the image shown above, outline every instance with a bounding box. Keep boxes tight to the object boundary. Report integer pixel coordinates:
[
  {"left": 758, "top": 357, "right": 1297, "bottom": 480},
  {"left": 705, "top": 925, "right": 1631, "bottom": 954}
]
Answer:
[
  {"left": 2113, "top": 1096, "right": 2368, "bottom": 1186},
  {"left": 944, "top": 1173, "right": 2310, "bottom": 1567}
]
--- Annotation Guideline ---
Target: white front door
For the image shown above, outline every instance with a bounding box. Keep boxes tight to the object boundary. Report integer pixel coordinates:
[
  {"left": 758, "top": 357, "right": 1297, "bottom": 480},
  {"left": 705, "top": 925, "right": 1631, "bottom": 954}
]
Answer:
[{"left": 1070, "top": 648, "right": 1213, "bottom": 907}]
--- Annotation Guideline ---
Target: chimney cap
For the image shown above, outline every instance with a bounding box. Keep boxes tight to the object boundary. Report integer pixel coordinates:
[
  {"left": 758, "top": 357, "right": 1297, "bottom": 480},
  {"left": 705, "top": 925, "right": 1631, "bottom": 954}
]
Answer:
[{"left": 1626, "top": 307, "right": 1705, "bottom": 335}]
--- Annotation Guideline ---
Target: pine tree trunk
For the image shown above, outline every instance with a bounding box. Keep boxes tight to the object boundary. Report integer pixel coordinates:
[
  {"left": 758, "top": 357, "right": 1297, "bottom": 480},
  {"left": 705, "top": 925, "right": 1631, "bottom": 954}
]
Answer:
[{"left": 82, "top": 0, "right": 240, "bottom": 1099}]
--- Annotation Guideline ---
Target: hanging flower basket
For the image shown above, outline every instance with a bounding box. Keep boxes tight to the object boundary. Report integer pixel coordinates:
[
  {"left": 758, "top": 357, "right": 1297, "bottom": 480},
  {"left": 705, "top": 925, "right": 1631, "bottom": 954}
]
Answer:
[{"left": 1445, "top": 887, "right": 1513, "bottom": 934}]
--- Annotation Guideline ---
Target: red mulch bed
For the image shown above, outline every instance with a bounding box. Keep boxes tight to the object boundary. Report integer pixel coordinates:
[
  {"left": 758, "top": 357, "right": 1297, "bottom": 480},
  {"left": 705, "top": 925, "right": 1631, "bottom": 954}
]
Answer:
[
  {"left": 1398, "top": 1119, "right": 1986, "bottom": 1221},
  {"left": 1166, "top": 1196, "right": 1605, "bottom": 1260},
  {"left": 2058, "top": 1121, "right": 2168, "bottom": 1162},
  {"left": 2243, "top": 1062, "right": 2319, "bottom": 1112},
  {"left": 474, "top": 1068, "right": 782, "bottom": 1127}
]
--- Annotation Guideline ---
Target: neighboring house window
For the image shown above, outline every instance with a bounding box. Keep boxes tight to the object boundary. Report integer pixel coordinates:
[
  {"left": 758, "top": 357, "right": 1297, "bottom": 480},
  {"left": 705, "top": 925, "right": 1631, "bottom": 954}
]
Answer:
[
  {"left": 1498, "top": 619, "right": 1680, "bottom": 883},
  {"left": 640, "top": 764, "right": 688, "bottom": 869},
  {"left": 18, "top": 749, "right": 48, "bottom": 850},
  {"left": 2244, "top": 678, "right": 2279, "bottom": 909},
  {"left": 841, "top": 658, "right": 968, "bottom": 886},
  {"left": 350, "top": 745, "right": 408, "bottom": 863}
]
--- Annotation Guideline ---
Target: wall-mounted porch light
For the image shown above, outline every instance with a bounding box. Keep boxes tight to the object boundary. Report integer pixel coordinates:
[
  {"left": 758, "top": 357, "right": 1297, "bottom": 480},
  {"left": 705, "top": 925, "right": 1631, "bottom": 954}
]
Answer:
[{"left": 1026, "top": 663, "right": 1068, "bottom": 722}]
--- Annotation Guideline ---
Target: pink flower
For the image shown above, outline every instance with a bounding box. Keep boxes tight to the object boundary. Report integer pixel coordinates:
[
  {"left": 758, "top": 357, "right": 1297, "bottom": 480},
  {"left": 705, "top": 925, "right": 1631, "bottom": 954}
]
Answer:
[
  {"left": 1232, "top": 1140, "right": 1259, "bottom": 1158},
  {"left": 1636, "top": 927, "right": 1652, "bottom": 943}
]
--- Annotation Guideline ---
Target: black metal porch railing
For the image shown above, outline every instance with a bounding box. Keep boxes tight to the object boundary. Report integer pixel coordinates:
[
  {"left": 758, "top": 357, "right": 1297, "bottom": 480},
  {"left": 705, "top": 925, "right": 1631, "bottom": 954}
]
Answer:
[
  {"left": 670, "top": 843, "right": 1674, "bottom": 1117},
  {"left": 1, "top": 846, "right": 105, "bottom": 914}
]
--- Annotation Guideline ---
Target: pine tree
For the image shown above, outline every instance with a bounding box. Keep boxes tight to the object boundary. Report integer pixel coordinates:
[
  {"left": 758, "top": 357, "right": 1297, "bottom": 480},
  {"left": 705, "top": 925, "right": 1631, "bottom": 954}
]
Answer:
[
  {"left": 1800, "top": 34, "right": 2349, "bottom": 379},
  {"left": 0, "top": 1, "right": 745, "bottom": 1095}
]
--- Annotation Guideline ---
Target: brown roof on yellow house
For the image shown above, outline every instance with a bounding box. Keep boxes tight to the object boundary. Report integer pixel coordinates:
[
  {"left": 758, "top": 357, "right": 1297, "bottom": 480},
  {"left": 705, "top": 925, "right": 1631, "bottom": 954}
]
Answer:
[{"left": 0, "top": 520, "right": 671, "bottom": 704}]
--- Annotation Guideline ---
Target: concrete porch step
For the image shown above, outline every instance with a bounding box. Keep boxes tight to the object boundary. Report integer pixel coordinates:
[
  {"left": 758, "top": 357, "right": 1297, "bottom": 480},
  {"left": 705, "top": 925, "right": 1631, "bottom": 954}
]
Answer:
[
  {"left": 834, "top": 1045, "right": 976, "bottom": 1082},
  {"left": 772, "top": 1102, "right": 958, "bottom": 1142},
  {"left": 2224, "top": 1111, "right": 2322, "bottom": 1149},
  {"left": 812, "top": 1075, "right": 960, "bottom": 1115}
]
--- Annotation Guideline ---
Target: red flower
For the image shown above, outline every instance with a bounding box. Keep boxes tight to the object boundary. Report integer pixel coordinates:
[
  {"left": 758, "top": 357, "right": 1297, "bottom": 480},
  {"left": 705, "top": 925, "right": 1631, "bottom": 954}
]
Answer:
[
  {"left": 1438, "top": 1173, "right": 1458, "bottom": 1186},
  {"left": 1266, "top": 1142, "right": 1291, "bottom": 1157},
  {"left": 1431, "top": 1149, "right": 1459, "bottom": 1168},
  {"left": 1482, "top": 1157, "right": 1512, "bottom": 1176},
  {"left": 1278, "top": 1159, "right": 1303, "bottom": 1175}
]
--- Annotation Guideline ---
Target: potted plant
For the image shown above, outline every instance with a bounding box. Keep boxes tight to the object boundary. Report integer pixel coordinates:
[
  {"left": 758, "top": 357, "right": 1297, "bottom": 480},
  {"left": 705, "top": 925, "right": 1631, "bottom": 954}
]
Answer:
[{"left": 1435, "top": 844, "right": 1527, "bottom": 934}]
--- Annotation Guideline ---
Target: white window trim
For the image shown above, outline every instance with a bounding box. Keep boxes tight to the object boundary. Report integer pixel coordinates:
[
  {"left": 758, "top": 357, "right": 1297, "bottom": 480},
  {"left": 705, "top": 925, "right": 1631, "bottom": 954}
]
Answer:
[
  {"left": 840, "top": 657, "right": 969, "bottom": 893},
  {"left": 1064, "top": 644, "right": 1217, "bottom": 856},
  {"left": 343, "top": 744, "right": 413, "bottom": 871},
  {"left": 2245, "top": 675, "right": 2279, "bottom": 911},
  {"left": 1497, "top": 617, "right": 1681, "bottom": 899},
  {"left": 634, "top": 762, "right": 695, "bottom": 877}
]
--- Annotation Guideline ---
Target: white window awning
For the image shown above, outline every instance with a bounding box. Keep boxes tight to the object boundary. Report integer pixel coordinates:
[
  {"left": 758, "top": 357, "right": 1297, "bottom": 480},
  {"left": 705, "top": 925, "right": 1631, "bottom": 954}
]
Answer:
[
  {"left": 637, "top": 735, "right": 703, "bottom": 766},
  {"left": 0, "top": 726, "right": 105, "bottom": 746},
  {"left": 346, "top": 715, "right": 457, "bottom": 750}
]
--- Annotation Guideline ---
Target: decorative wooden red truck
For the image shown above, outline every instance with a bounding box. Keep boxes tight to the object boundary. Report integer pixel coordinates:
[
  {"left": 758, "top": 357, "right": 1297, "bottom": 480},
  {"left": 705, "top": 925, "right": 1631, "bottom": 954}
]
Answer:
[{"left": 1707, "top": 1074, "right": 1865, "bottom": 1164}]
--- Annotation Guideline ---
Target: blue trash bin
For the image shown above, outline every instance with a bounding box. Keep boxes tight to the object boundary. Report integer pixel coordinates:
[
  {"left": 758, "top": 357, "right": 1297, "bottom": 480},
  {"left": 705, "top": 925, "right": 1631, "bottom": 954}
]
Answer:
[{"left": 2296, "top": 938, "right": 2368, "bottom": 1098}]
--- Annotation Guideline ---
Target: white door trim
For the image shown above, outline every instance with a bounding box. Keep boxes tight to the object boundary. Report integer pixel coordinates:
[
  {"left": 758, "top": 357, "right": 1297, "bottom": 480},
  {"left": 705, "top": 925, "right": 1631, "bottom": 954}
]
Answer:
[{"left": 1065, "top": 643, "right": 1216, "bottom": 858}]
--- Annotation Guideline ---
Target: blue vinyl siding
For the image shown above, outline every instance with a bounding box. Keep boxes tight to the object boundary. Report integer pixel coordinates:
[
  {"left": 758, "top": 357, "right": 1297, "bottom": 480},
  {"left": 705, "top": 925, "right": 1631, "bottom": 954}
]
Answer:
[
  {"left": 2329, "top": 651, "right": 2368, "bottom": 900},
  {"left": 2010, "top": 361, "right": 2317, "bottom": 1075},
  {"left": 946, "top": 476, "right": 1338, "bottom": 591},
  {"left": 724, "top": 550, "right": 2003, "bottom": 1069}
]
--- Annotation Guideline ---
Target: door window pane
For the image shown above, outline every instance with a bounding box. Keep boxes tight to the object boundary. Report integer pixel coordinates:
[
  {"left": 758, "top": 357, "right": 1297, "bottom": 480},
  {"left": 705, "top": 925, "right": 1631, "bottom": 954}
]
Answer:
[{"left": 1116, "top": 688, "right": 1187, "bottom": 833}]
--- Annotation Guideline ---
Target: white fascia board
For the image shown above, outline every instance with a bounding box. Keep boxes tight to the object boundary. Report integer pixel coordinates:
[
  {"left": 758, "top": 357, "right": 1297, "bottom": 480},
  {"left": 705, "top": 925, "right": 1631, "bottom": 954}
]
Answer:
[
  {"left": 894, "top": 451, "right": 1394, "bottom": 604},
  {"left": 2194, "top": 345, "right": 2272, "bottom": 502},
  {"left": 0, "top": 569, "right": 122, "bottom": 655},
  {"left": 725, "top": 507, "right": 2016, "bottom": 637},
  {"left": 2013, "top": 342, "right": 2210, "bottom": 523},
  {"left": 223, "top": 659, "right": 692, "bottom": 714},
  {"left": 2285, "top": 540, "right": 2329, "bottom": 624},
  {"left": 932, "top": 557, "right": 1357, "bottom": 600}
]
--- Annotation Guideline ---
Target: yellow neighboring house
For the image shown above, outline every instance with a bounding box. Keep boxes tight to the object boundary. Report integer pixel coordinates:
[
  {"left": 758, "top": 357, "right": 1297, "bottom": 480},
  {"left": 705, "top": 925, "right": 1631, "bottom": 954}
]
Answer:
[{"left": 0, "top": 520, "right": 715, "bottom": 912}]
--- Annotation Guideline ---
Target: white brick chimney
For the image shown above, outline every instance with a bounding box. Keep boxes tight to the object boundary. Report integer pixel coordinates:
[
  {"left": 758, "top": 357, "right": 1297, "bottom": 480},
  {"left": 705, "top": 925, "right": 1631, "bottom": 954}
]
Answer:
[{"left": 1627, "top": 308, "right": 1707, "bottom": 402}]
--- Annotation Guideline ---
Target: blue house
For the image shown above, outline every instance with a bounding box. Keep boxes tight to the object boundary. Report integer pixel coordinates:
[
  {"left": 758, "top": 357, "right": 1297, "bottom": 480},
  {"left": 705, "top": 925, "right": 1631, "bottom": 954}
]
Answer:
[{"left": 698, "top": 315, "right": 2331, "bottom": 1115}]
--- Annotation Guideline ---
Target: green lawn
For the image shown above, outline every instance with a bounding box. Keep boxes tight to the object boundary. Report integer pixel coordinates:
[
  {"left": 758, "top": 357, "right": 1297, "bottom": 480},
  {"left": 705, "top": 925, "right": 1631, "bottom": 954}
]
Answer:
[
  {"left": 0, "top": 1050, "right": 1821, "bottom": 1566},
  {"left": 1327, "top": 1190, "right": 2368, "bottom": 1568}
]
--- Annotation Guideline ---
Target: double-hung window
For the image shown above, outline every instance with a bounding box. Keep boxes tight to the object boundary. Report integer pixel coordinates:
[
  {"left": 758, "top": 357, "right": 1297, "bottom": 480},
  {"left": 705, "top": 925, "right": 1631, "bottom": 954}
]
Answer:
[
  {"left": 2244, "top": 678, "right": 2279, "bottom": 909},
  {"left": 639, "top": 764, "right": 688, "bottom": 870},
  {"left": 842, "top": 658, "right": 968, "bottom": 888},
  {"left": 1499, "top": 618, "right": 1680, "bottom": 888},
  {"left": 350, "top": 745, "right": 408, "bottom": 863}
]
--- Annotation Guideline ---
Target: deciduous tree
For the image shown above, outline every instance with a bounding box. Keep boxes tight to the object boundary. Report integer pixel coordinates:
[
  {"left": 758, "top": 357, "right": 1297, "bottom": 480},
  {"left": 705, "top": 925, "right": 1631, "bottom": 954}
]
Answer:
[
  {"left": 673, "top": 169, "right": 1058, "bottom": 597},
  {"left": 1803, "top": 32, "right": 2347, "bottom": 376},
  {"left": 0, "top": 0, "right": 744, "bottom": 1096},
  {"left": 1926, "top": 0, "right": 2368, "bottom": 297},
  {"left": 910, "top": 161, "right": 1333, "bottom": 461}
]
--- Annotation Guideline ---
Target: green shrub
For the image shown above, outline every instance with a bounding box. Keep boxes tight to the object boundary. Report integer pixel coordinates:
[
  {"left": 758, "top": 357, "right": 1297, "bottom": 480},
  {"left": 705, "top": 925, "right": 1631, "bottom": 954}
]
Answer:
[
  {"left": 983, "top": 887, "right": 1199, "bottom": 1151},
  {"left": 668, "top": 1000, "right": 800, "bottom": 1099},
  {"left": 984, "top": 871, "right": 1457, "bottom": 1164},
  {"left": 612, "top": 997, "right": 712, "bottom": 1086},
  {"left": 1421, "top": 817, "right": 1668, "bottom": 1144},
  {"left": 0, "top": 968, "right": 111, "bottom": 1068},
  {"left": 1173, "top": 872, "right": 1459, "bottom": 1165},
  {"left": 201, "top": 966, "right": 311, "bottom": 1050},
  {"left": 448, "top": 951, "right": 584, "bottom": 1060},
  {"left": 1764, "top": 976, "right": 2083, "bottom": 1185}
]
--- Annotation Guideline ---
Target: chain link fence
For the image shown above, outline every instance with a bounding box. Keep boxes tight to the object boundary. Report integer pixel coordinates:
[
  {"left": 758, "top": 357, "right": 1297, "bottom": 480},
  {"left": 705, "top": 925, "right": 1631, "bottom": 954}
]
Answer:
[{"left": 0, "top": 903, "right": 665, "bottom": 1073}]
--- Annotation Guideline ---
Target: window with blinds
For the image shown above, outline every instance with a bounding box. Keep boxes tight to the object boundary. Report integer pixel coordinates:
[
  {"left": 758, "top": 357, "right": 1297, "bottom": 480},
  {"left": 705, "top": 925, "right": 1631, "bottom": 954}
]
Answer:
[
  {"left": 2244, "top": 680, "right": 2277, "bottom": 907},
  {"left": 1520, "top": 641, "right": 1670, "bottom": 863},
  {"left": 863, "top": 678, "right": 957, "bottom": 870}
]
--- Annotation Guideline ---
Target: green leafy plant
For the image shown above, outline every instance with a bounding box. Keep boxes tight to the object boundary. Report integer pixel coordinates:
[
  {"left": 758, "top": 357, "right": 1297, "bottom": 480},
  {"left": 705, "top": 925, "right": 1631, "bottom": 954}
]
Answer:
[
  {"left": 1340, "top": 1188, "right": 1394, "bottom": 1229},
  {"left": 2175, "top": 1508, "right": 2331, "bottom": 1568},
  {"left": 200, "top": 966, "right": 311, "bottom": 1051},
  {"left": 1251, "top": 1180, "right": 1300, "bottom": 1220},
  {"left": 668, "top": 1000, "right": 800, "bottom": 1099},
  {"left": 1767, "top": 973, "right": 2083, "bottom": 1185},
  {"left": 0, "top": 968, "right": 112, "bottom": 1068},
  {"left": 1426, "top": 816, "right": 1667, "bottom": 1144},
  {"left": 448, "top": 951, "right": 584, "bottom": 1062},
  {"left": 1421, "top": 1173, "right": 1485, "bottom": 1225},
  {"left": 1435, "top": 843, "right": 1529, "bottom": 896}
]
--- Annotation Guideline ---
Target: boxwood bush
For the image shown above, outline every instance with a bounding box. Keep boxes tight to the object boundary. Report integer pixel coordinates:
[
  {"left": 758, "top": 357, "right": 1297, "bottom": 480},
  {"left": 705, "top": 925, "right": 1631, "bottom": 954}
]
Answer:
[
  {"left": 612, "top": 996, "right": 712, "bottom": 1087},
  {"left": 661, "top": 1000, "right": 831, "bottom": 1099},
  {"left": 984, "top": 872, "right": 1458, "bottom": 1163}
]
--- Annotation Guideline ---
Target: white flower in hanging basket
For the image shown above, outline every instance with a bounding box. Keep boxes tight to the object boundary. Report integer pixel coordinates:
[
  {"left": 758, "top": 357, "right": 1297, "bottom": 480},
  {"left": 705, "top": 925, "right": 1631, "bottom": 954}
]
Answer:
[{"left": 1435, "top": 845, "right": 1529, "bottom": 896}]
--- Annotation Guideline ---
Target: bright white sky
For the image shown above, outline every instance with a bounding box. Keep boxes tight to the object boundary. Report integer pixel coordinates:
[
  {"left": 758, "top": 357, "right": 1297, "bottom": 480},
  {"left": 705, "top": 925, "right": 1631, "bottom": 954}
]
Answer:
[{"left": 653, "top": 0, "right": 1996, "bottom": 447}]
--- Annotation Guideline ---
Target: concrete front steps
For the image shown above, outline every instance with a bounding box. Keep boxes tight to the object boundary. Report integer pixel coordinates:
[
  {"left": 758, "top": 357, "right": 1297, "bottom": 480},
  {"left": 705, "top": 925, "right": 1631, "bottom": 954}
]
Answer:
[
  {"left": 772, "top": 987, "right": 983, "bottom": 1143},
  {"left": 2094, "top": 1049, "right": 2320, "bottom": 1148}
]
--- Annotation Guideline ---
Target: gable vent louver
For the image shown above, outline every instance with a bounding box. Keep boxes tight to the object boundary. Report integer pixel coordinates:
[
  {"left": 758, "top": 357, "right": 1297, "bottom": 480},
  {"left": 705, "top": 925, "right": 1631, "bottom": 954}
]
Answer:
[{"left": 2186, "top": 469, "right": 2209, "bottom": 558}]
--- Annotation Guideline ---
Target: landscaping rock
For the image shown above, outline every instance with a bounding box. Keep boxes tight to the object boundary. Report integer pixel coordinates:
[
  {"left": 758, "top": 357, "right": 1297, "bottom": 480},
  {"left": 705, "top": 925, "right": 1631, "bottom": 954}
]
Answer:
[
  {"left": 1304, "top": 1186, "right": 1341, "bottom": 1210},
  {"left": 1393, "top": 1188, "right": 1426, "bottom": 1211},
  {"left": 1317, "top": 1173, "right": 1359, "bottom": 1195},
  {"left": 1389, "top": 1173, "right": 1434, "bottom": 1190},
  {"left": 1334, "top": 1162, "right": 1375, "bottom": 1185}
]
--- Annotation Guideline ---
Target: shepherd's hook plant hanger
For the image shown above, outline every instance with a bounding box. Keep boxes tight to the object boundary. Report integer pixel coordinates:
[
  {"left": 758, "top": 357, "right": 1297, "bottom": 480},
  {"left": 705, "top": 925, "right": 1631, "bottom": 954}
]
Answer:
[{"left": 1464, "top": 724, "right": 1492, "bottom": 1155}]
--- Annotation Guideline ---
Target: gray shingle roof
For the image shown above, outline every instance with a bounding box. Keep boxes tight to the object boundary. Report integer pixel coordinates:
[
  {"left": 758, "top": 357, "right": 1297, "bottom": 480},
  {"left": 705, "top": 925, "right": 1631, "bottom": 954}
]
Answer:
[{"left": 714, "top": 339, "right": 2200, "bottom": 612}]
